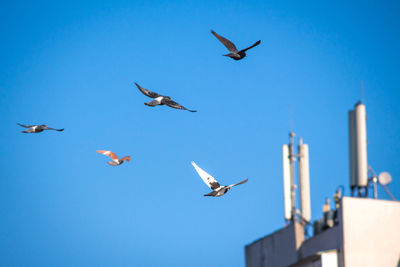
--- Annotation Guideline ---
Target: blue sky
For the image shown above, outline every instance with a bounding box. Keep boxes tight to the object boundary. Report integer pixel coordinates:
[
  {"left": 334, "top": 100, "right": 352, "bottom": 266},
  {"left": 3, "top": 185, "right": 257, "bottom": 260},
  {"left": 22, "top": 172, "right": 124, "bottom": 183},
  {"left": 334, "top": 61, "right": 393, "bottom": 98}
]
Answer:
[{"left": 1, "top": 0, "right": 399, "bottom": 266}]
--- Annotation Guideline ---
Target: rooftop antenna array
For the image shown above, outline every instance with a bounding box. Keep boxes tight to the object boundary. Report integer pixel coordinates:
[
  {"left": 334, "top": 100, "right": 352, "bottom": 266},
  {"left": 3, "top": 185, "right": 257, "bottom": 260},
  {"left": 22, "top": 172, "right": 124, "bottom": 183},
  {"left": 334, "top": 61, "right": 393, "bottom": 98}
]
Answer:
[
  {"left": 348, "top": 97, "right": 395, "bottom": 200},
  {"left": 348, "top": 102, "right": 368, "bottom": 196},
  {"left": 282, "top": 132, "right": 311, "bottom": 224}
]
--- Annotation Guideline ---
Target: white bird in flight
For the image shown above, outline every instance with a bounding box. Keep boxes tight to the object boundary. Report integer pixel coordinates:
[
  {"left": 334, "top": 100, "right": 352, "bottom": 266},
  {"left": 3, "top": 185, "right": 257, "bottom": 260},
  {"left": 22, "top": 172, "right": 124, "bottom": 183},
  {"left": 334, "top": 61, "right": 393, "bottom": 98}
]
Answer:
[{"left": 191, "top": 161, "right": 248, "bottom": 197}]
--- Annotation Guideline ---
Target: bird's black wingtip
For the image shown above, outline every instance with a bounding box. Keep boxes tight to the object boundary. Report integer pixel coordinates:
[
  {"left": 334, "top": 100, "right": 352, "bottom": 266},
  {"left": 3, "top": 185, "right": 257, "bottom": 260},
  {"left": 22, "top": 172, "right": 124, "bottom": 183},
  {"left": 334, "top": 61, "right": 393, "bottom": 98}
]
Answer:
[{"left": 188, "top": 110, "right": 197, "bottom": 112}]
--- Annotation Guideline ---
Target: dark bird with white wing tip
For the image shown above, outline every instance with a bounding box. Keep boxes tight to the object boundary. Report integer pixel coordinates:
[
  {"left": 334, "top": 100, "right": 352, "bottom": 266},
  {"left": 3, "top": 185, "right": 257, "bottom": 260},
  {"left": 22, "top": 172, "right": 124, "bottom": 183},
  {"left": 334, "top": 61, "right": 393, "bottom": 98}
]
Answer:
[
  {"left": 191, "top": 161, "right": 248, "bottom": 197},
  {"left": 17, "top": 123, "right": 64, "bottom": 133},
  {"left": 135, "top": 83, "right": 197, "bottom": 112},
  {"left": 211, "top": 30, "right": 261, "bottom": 60}
]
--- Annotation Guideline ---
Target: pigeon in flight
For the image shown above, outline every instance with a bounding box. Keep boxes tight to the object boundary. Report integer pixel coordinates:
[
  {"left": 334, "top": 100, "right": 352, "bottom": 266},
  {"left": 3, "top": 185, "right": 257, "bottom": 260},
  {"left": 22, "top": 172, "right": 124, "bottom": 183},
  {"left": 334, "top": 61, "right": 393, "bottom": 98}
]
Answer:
[
  {"left": 97, "top": 150, "right": 131, "bottom": 166},
  {"left": 17, "top": 123, "right": 64, "bottom": 133},
  {"left": 135, "top": 83, "right": 197, "bottom": 112},
  {"left": 191, "top": 161, "right": 248, "bottom": 197},
  {"left": 211, "top": 30, "right": 261, "bottom": 60}
]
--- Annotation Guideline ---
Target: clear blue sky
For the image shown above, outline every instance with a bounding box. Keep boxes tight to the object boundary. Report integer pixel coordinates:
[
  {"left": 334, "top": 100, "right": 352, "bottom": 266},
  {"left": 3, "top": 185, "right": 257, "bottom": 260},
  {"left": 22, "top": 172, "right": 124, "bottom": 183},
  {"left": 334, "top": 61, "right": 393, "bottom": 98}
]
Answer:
[{"left": 1, "top": 0, "right": 399, "bottom": 266}]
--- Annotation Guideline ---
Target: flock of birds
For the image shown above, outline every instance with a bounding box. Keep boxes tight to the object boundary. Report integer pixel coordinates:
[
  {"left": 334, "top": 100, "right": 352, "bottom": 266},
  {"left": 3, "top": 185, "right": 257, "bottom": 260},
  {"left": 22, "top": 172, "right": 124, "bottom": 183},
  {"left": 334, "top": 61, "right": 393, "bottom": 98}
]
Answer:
[{"left": 17, "top": 30, "right": 261, "bottom": 197}]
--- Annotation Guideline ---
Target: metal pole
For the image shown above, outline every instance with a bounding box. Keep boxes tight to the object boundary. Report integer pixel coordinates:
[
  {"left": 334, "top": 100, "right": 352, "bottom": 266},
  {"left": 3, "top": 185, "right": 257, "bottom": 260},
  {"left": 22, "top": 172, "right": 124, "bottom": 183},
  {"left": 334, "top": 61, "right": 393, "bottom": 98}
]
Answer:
[
  {"left": 289, "top": 132, "right": 296, "bottom": 222},
  {"left": 368, "top": 166, "right": 378, "bottom": 199},
  {"left": 372, "top": 176, "right": 378, "bottom": 199},
  {"left": 382, "top": 185, "right": 396, "bottom": 201}
]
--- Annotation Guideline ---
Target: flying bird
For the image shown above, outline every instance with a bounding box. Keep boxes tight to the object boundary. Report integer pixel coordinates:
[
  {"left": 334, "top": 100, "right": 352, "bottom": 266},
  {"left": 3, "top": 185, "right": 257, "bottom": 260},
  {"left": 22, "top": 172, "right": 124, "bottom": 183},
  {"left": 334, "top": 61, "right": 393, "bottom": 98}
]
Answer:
[
  {"left": 211, "top": 30, "right": 261, "bottom": 60},
  {"left": 97, "top": 150, "right": 131, "bottom": 166},
  {"left": 191, "top": 161, "right": 248, "bottom": 197},
  {"left": 135, "top": 83, "right": 197, "bottom": 112},
  {"left": 17, "top": 123, "right": 64, "bottom": 133}
]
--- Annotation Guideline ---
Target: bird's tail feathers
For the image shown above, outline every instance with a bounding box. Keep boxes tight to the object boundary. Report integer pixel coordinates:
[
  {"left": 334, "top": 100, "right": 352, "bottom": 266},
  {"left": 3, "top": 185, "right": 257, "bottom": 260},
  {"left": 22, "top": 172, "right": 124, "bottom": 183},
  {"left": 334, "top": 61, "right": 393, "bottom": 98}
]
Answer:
[
  {"left": 204, "top": 191, "right": 218, "bottom": 197},
  {"left": 145, "top": 100, "right": 160, "bottom": 107}
]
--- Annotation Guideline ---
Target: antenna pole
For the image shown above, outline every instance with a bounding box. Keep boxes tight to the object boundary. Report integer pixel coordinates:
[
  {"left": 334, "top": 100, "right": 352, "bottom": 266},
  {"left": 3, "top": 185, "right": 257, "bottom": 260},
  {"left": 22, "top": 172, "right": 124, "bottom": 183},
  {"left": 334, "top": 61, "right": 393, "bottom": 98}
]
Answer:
[
  {"left": 289, "top": 106, "right": 294, "bottom": 133},
  {"left": 373, "top": 177, "right": 378, "bottom": 199},
  {"left": 360, "top": 81, "right": 365, "bottom": 104},
  {"left": 289, "top": 132, "right": 296, "bottom": 222},
  {"left": 381, "top": 185, "right": 396, "bottom": 201}
]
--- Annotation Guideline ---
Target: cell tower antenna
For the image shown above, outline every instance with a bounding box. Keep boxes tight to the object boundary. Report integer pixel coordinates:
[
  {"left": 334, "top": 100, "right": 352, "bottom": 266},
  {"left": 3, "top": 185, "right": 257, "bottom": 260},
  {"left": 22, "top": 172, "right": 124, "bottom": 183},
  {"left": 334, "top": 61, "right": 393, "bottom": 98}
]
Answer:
[
  {"left": 290, "top": 105, "right": 294, "bottom": 133},
  {"left": 360, "top": 81, "right": 365, "bottom": 104}
]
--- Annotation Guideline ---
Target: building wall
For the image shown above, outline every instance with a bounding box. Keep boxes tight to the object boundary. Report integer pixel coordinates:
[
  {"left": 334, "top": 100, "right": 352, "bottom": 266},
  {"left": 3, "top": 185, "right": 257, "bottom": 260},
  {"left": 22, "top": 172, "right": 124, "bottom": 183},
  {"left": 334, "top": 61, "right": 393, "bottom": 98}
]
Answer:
[
  {"left": 299, "top": 226, "right": 340, "bottom": 260},
  {"left": 320, "top": 250, "right": 338, "bottom": 267},
  {"left": 290, "top": 250, "right": 338, "bottom": 267},
  {"left": 245, "top": 197, "right": 400, "bottom": 267},
  {"left": 340, "top": 197, "right": 400, "bottom": 267},
  {"left": 245, "top": 222, "right": 304, "bottom": 267}
]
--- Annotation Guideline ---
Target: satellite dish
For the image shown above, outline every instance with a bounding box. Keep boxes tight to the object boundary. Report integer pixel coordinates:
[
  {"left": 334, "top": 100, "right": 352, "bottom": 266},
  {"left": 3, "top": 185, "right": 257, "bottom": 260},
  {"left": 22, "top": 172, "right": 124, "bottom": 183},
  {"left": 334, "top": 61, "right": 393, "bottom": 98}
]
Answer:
[{"left": 378, "top": 172, "right": 392, "bottom": 185}]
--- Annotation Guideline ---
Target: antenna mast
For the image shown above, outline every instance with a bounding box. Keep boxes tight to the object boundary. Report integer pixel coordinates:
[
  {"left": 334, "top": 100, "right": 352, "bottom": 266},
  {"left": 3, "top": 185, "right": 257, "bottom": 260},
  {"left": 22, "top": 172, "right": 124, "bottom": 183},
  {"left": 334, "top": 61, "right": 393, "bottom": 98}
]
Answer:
[
  {"left": 282, "top": 131, "right": 311, "bottom": 224},
  {"left": 289, "top": 132, "right": 296, "bottom": 222},
  {"left": 360, "top": 81, "right": 365, "bottom": 104}
]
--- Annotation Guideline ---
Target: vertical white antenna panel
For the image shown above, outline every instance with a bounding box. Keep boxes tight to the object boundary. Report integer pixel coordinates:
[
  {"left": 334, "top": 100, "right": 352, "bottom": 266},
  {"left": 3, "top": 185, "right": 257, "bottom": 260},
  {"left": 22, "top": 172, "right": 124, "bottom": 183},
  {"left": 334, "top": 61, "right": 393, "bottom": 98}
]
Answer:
[
  {"left": 282, "top": 144, "right": 292, "bottom": 221},
  {"left": 298, "top": 140, "right": 311, "bottom": 222},
  {"left": 348, "top": 110, "right": 357, "bottom": 187},
  {"left": 355, "top": 103, "right": 368, "bottom": 187}
]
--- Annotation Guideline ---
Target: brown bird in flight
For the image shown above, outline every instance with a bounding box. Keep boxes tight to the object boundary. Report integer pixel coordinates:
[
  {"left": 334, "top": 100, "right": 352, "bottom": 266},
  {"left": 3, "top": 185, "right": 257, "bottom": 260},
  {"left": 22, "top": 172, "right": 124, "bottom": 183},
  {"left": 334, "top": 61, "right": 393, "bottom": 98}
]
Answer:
[
  {"left": 97, "top": 150, "right": 131, "bottom": 166},
  {"left": 135, "top": 83, "right": 197, "bottom": 112},
  {"left": 211, "top": 30, "right": 261, "bottom": 60}
]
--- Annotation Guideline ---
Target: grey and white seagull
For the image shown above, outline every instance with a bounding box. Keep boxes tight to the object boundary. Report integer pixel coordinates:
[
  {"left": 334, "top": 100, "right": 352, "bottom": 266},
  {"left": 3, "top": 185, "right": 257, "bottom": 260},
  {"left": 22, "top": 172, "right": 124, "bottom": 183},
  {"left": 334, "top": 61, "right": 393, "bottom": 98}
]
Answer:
[
  {"left": 135, "top": 83, "right": 197, "bottom": 112},
  {"left": 17, "top": 123, "right": 64, "bottom": 133},
  {"left": 191, "top": 161, "right": 248, "bottom": 197},
  {"left": 211, "top": 30, "right": 261, "bottom": 60}
]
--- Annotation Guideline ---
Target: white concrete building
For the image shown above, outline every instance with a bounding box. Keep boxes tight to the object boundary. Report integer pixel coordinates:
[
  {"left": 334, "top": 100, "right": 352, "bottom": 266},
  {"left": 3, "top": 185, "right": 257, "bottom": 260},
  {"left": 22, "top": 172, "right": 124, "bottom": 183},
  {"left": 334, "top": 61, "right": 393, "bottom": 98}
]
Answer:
[{"left": 245, "top": 197, "right": 400, "bottom": 267}]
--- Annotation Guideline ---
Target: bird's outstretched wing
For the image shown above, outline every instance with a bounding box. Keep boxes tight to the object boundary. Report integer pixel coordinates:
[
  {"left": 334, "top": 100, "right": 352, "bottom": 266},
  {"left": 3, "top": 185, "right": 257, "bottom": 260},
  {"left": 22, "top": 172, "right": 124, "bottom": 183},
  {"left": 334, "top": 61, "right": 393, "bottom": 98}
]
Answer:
[
  {"left": 204, "top": 191, "right": 218, "bottom": 197},
  {"left": 229, "top": 179, "right": 248, "bottom": 188},
  {"left": 211, "top": 30, "right": 238, "bottom": 53},
  {"left": 135, "top": 83, "right": 161, "bottom": 98},
  {"left": 191, "top": 161, "right": 221, "bottom": 190},
  {"left": 238, "top": 40, "right": 261, "bottom": 53},
  {"left": 17, "top": 123, "right": 34, "bottom": 128},
  {"left": 162, "top": 98, "right": 196, "bottom": 112},
  {"left": 121, "top": 156, "right": 131, "bottom": 162},
  {"left": 45, "top": 126, "right": 64, "bottom": 131},
  {"left": 97, "top": 150, "right": 119, "bottom": 160}
]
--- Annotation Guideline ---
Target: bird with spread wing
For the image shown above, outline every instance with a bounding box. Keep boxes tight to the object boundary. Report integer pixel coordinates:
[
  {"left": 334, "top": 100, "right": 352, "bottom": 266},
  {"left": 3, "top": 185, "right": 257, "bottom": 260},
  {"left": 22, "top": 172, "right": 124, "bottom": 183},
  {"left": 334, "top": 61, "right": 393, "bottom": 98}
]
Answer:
[
  {"left": 191, "top": 161, "right": 248, "bottom": 197},
  {"left": 211, "top": 30, "right": 261, "bottom": 60},
  {"left": 17, "top": 123, "right": 64, "bottom": 133},
  {"left": 97, "top": 150, "right": 131, "bottom": 166},
  {"left": 135, "top": 83, "right": 197, "bottom": 112}
]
